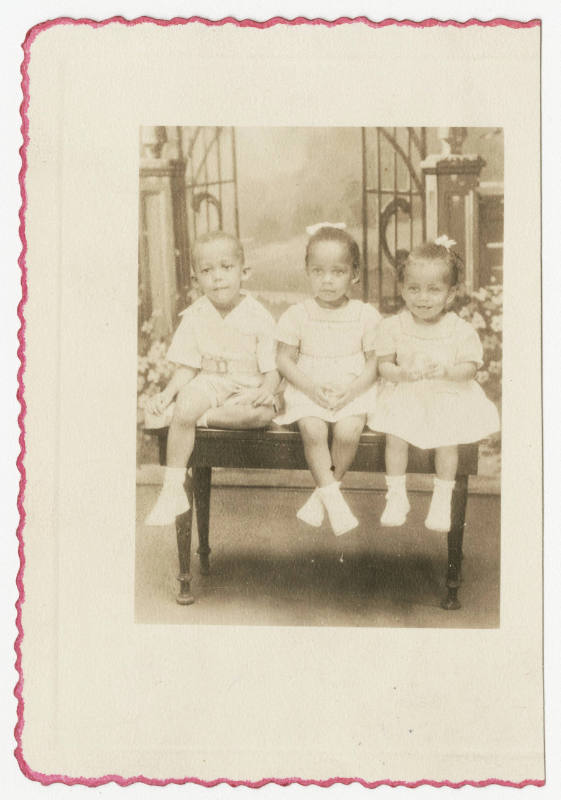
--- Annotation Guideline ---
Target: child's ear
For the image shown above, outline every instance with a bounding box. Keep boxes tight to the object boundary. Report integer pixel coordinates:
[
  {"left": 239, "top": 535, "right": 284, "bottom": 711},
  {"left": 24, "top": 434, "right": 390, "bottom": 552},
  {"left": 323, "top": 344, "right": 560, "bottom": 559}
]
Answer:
[
  {"left": 241, "top": 264, "right": 252, "bottom": 282},
  {"left": 190, "top": 272, "right": 199, "bottom": 287},
  {"left": 351, "top": 270, "right": 360, "bottom": 285}
]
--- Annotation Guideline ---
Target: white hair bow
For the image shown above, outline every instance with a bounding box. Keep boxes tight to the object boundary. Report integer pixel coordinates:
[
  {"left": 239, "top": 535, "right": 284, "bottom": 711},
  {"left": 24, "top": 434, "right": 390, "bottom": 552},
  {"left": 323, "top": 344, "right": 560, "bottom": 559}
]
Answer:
[
  {"left": 434, "top": 235, "right": 457, "bottom": 250},
  {"left": 306, "top": 222, "right": 347, "bottom": 236}
]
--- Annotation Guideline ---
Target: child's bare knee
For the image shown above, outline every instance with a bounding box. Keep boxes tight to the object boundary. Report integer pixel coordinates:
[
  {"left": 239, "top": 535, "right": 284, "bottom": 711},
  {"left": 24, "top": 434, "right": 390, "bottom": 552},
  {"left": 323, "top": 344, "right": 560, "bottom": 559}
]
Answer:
[
  {"left": 335, "top": 420, "right": 364, "bottom": 448},
  {"left": 172, "top": 399, "right": 199, "bottom": 427},
  {"left": 299, "top": 424, "right": 327, "bottom": 448}
]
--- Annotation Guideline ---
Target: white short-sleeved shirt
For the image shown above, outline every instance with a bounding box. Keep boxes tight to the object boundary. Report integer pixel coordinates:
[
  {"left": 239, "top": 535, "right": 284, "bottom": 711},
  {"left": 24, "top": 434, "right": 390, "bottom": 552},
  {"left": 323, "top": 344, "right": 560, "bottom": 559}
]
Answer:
[{"left": 166, "top": 292, "right": 277, "bottom": 374}]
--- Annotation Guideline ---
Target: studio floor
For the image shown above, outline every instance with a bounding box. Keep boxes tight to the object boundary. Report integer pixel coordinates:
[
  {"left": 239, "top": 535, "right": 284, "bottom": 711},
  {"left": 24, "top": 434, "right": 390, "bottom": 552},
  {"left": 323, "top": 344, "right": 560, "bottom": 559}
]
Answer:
[{"left": 135, "top": 481, "right": 500, "bottom": 629}]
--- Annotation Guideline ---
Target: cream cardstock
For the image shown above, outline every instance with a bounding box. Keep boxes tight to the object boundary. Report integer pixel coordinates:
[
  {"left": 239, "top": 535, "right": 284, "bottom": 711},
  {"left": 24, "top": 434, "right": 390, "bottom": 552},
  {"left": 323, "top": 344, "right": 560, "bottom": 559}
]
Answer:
[{"left": 20, "top": 21, "right": 542, "bottom": 783}]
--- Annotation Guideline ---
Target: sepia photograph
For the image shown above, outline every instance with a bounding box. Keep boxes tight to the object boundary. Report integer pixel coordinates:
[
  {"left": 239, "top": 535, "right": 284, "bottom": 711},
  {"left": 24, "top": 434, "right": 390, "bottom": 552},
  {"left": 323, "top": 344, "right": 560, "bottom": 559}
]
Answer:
[
  {"left": 136, "top": 125, "right": 503, "bottom": 627},
  {"left": 14, "top": 15, "right": 545, "bottom": 786}
]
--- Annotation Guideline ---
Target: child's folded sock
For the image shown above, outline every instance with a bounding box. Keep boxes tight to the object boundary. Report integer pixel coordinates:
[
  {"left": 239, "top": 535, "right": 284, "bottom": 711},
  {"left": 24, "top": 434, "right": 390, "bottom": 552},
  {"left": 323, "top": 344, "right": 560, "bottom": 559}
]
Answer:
[
  {"left": 425, "top": 477, "right": 455, "bottom": 532},
  {"left": 380, "top": 474, "right": 410, "bottom": 527},
  {"left": 145, "top": 466, "right": 190, "bottom": 526},
  {"left": 296, "top": 488, "right": 324, "bottom": 527},
  {"left": 318, "top": 481, "right": 358, "bottom": 536}
]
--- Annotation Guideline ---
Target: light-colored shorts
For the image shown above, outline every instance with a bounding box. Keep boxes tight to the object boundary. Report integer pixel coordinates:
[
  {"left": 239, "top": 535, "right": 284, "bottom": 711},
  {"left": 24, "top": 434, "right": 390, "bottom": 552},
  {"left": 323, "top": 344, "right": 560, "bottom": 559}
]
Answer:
[
  {"left": 189, "top": 372, "right": 262, "bottom": 408},
  {"left": 143, "top": 372, "right": 265, "bottom": 430}
]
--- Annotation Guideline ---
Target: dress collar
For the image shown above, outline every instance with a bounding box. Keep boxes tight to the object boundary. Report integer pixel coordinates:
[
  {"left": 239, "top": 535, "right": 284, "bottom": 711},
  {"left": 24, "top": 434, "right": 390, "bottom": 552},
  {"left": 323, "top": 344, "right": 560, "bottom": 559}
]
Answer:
[
  {"left": 305, "top": 297, "right": 361, "bottom": 320},
  {"left": 400, "top": 309, "right": 458, "bottom": 339}
]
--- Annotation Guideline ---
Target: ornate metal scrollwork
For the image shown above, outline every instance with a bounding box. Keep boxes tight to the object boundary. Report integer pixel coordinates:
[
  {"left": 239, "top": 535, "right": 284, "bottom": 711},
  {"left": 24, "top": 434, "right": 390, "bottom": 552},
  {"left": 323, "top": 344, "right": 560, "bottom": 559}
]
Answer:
[
  {"left": 379, "top": 197, "right": 411, "bottom": 270},
  {"left": 191, "top": 191, "right": 223, "bottom": 228}
]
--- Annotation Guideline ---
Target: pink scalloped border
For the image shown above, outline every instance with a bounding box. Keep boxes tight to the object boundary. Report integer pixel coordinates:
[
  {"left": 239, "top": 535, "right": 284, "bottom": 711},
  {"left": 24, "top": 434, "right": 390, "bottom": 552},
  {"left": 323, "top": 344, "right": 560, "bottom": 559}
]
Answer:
[{"left": 15, "top": 14, "right": 543, "bottom": 789}]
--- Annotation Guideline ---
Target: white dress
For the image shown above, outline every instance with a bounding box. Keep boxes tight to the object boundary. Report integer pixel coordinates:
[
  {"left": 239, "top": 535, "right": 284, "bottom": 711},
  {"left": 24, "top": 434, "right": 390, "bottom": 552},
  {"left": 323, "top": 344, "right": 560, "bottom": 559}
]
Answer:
[
  {"left": 275, "top": 298, "right": 381, "bottom": 424},
  {"left": 369, "top": 310, "right": 500, "bottom": 448}
]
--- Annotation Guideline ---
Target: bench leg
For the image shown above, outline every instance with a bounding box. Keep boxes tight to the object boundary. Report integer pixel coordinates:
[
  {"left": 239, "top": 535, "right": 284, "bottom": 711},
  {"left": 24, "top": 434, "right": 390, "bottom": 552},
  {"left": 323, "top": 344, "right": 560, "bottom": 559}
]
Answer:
[
  {"left": 441, "top": 474, "right": 468, "bottom": 610},
  {"left": 193, "top": 466, "right": 212, "bottom": 575},
  {"left": 175, "top": 476, "right": 195, "bottom": 605}
]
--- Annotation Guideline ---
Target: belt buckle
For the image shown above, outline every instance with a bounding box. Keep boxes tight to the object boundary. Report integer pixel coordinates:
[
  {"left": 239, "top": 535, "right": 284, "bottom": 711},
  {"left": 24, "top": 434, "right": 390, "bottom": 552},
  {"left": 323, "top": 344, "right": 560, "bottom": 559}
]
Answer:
[{"left": 217, "top": 357, "right": 228, "bottom": 374}]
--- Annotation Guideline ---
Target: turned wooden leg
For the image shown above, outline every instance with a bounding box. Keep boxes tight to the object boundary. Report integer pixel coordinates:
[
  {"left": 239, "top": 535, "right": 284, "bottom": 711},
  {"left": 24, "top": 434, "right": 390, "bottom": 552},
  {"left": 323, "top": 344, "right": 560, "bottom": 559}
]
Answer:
[
  {"left": 175, "top": 475, "right": 195, "bottom": 605},
  {"left": 193, "top": 466, "right": 212, "bottom": 575},
  {"left": 441, "top": 473, "right": 468, "bottom": 610}
]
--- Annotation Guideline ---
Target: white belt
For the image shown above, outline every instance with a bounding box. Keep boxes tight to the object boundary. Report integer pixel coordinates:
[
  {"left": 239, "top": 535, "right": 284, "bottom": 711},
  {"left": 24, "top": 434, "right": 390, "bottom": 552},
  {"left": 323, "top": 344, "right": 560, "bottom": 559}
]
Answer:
[{"left": 200, "top": 355, "right": 259, "bottom": 375}]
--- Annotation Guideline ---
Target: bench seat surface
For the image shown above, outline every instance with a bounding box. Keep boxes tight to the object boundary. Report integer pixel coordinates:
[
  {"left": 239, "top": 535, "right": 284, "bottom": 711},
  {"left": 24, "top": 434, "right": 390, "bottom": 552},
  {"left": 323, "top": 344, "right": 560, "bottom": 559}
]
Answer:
[{"left": 152, "top": 426, "right": 478, "bottom": 474}]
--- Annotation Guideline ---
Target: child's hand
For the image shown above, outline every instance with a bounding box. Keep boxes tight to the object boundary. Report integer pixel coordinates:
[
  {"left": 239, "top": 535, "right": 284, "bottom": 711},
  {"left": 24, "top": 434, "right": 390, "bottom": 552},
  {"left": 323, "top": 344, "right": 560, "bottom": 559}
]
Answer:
[
  {"left": 330, "top": 388, "right": 356, "bottom": 412},
  {"left": 145, "top": 390, "right": 172, "bottom": 415},
  {"left": 398, "top": 367, "right": 423, "bottom": 382},
  {"left": 422, "top": 362, "right": 449, "bottom": 380},
  {"left": 310, "top": 385, "right": 335, "bottom": 409}
]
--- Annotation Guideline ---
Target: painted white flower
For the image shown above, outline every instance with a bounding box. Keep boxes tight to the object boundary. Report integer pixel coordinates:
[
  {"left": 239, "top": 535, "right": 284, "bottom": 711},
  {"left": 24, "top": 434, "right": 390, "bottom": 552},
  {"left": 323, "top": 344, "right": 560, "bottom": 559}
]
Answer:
[
  {"left": 490, "top": 315, "right": 502, "bottom": 332},
  {"left": 471, "top": 311, "right": 487, "bottom": 330}
]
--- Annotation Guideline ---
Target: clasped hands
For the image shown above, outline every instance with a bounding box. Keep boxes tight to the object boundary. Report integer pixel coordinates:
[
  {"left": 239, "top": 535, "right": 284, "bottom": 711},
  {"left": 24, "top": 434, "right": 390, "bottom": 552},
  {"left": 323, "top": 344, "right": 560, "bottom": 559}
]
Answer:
[
  {"left": 400, "top": 360, "right": 449, "bottom": 382},
  {"left": 310, "top": 383, "right": 355, "bottom": 412}
]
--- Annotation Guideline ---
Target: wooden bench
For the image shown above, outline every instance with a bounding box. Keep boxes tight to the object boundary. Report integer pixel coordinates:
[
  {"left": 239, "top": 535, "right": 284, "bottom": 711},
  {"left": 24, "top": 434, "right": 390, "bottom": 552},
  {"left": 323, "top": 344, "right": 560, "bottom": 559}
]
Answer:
[{"left": 149, "top": 427, "right": 478, "bottom": 611}]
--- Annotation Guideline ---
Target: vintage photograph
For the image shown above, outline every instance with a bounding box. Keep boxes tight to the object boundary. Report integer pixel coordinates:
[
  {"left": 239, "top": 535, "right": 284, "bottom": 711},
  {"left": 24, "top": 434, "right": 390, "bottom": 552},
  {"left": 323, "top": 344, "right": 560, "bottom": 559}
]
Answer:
[{"left": 135, "top": 125, "right": 503, "bottom": 628}]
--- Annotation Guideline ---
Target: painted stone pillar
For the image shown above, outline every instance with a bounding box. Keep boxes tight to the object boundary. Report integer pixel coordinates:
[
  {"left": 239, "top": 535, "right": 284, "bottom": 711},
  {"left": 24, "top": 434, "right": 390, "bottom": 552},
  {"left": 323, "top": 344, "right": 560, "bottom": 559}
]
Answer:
[
  {"left": 421, "top": 128, "right": 485, "bottom": 291},
  {"left": 139, "top": 127, "right": 189, "bottom": 337}
]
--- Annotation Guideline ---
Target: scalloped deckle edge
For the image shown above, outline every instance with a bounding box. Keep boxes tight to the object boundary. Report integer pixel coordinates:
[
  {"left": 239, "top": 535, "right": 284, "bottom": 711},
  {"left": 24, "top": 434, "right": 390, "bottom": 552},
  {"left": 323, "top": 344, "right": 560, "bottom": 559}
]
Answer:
[{"left": 15, "top": 14, "right": 543, "bottom": 790}]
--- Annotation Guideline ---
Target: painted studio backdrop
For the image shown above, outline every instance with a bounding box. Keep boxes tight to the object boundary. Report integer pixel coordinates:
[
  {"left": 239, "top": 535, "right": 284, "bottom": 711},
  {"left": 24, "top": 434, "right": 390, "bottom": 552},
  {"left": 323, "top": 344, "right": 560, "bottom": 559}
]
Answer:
[
  {"left": 138, "top": 126, "right": 503, "bottom": 471},
  {"left": 135, "top": 126, "right": 502, "bottom": 628}
]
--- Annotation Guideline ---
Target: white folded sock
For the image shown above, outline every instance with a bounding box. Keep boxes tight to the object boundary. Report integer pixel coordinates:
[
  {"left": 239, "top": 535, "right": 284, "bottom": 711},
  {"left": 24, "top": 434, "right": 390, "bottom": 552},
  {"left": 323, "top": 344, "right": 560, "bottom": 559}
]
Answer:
[
  {"left": 318, "top": 481, "right": 358, "bottom": 537},
  {"left": 145, "top": 467, "right": 189, "bottom": 526},
  {"left": 425, "top": 477, "right": 455, "bottom": 532},
  {"left": 296, "top": 488, "right": 324, "bottom": 527},
  {"left": 380, "top": 474, "right": 410, "bottom": 526}
]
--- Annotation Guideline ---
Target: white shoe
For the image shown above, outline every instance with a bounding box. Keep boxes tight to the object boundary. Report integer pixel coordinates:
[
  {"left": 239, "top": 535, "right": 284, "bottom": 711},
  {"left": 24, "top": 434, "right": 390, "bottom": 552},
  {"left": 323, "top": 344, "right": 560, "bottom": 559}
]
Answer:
[
  {"left": 425, "top": 497, "right": 452, "bottom": 532},
  {"left": 319, "top": 483, "right": 358, "bottom": 537},
  {"left": 145, "top": 484, "right": 190, "bottom": 526},
  {"left": 297, "top": 490, "right": 324, "bottom": 527},
  {"left": 380, "top": 490, "right": 410, "bottom": 526}
]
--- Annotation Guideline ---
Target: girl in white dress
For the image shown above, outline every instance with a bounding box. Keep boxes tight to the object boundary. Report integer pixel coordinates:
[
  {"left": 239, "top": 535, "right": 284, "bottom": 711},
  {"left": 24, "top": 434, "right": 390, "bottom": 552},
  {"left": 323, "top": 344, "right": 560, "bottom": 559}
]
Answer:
[
  {"left": 370, "top": 237, "right": 500, "bottom": 532},
  {"left": 276, "top": 225, "right": 381, "bottom": 535}
]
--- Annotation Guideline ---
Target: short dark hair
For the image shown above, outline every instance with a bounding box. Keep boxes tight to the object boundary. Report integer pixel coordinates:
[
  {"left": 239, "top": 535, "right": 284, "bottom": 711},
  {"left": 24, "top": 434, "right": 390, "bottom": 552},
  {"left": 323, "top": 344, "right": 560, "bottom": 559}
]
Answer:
[
  {"left": 398, "top": 240, "right": 463, "bottom": 286},
  {"left": 305, "top": 226, "right": 361, "bottom": 273},
  {"left": 192, "top": 230, "right": 245, "bottom": 269}
]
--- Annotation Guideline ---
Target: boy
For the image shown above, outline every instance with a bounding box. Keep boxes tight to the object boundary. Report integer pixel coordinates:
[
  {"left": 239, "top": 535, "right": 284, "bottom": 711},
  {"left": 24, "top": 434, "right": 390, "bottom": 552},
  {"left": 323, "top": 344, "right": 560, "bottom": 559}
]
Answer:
[{"left": 145, "top": 231, "right": 279, "bottom": 525}]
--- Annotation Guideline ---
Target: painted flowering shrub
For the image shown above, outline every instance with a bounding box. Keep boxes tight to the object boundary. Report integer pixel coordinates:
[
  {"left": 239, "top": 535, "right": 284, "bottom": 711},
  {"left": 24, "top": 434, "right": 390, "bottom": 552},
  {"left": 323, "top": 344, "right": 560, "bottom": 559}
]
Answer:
[
  {"left": 137, "top": 315, "right": 174, "bottom": 426},
  {"left": 454, "top": 280, "right": 502, "bottom": 408}
]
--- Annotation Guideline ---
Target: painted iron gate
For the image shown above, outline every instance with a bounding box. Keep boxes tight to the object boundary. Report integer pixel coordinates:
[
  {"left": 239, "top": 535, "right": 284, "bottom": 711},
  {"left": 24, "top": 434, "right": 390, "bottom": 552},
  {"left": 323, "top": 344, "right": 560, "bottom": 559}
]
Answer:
[{"left": 361, "top": 127, "right": 427, "bottom": 312}]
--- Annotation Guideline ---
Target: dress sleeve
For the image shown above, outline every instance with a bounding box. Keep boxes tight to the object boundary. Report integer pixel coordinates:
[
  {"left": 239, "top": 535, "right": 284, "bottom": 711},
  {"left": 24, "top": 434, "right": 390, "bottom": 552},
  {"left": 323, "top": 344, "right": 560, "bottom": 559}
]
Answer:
[
  {"left": 361, "top": 303, "right": 383, "bottom": 352},
  {"left": 255, "top": 308, "right": 278, "bottom": 373},
  {"left": 165, "top": 311, "right": 202, "bottom": 368},
  {"left": 455, "top": 321, "right": 484, "bottom": 367},
  {"left": 276, "top": 304, "right": 303, "bottom": 347},
  {"left": 374, "top": 315, "right": 398, "bottom": 357}
]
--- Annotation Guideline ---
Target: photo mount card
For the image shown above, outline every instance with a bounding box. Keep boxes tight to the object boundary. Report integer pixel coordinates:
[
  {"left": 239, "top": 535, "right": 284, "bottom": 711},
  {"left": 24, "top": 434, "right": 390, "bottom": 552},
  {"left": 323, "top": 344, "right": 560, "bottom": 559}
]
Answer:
[{"left": 17, "top": 17, "right": 543, "bottom": 787}]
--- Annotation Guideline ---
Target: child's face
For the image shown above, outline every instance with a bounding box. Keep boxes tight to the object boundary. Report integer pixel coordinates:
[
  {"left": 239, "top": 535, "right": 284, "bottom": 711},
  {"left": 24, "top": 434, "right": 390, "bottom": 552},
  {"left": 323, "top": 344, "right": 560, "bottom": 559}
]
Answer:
[
  {"left": 194, "top": 238, "right": 248, "bottom": 310},
  {"left": 306, "top": 240, "right": 356, "bottom": 307},
  {"left": 400, "top": 259, "right": 456, "bottom": 323}
]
